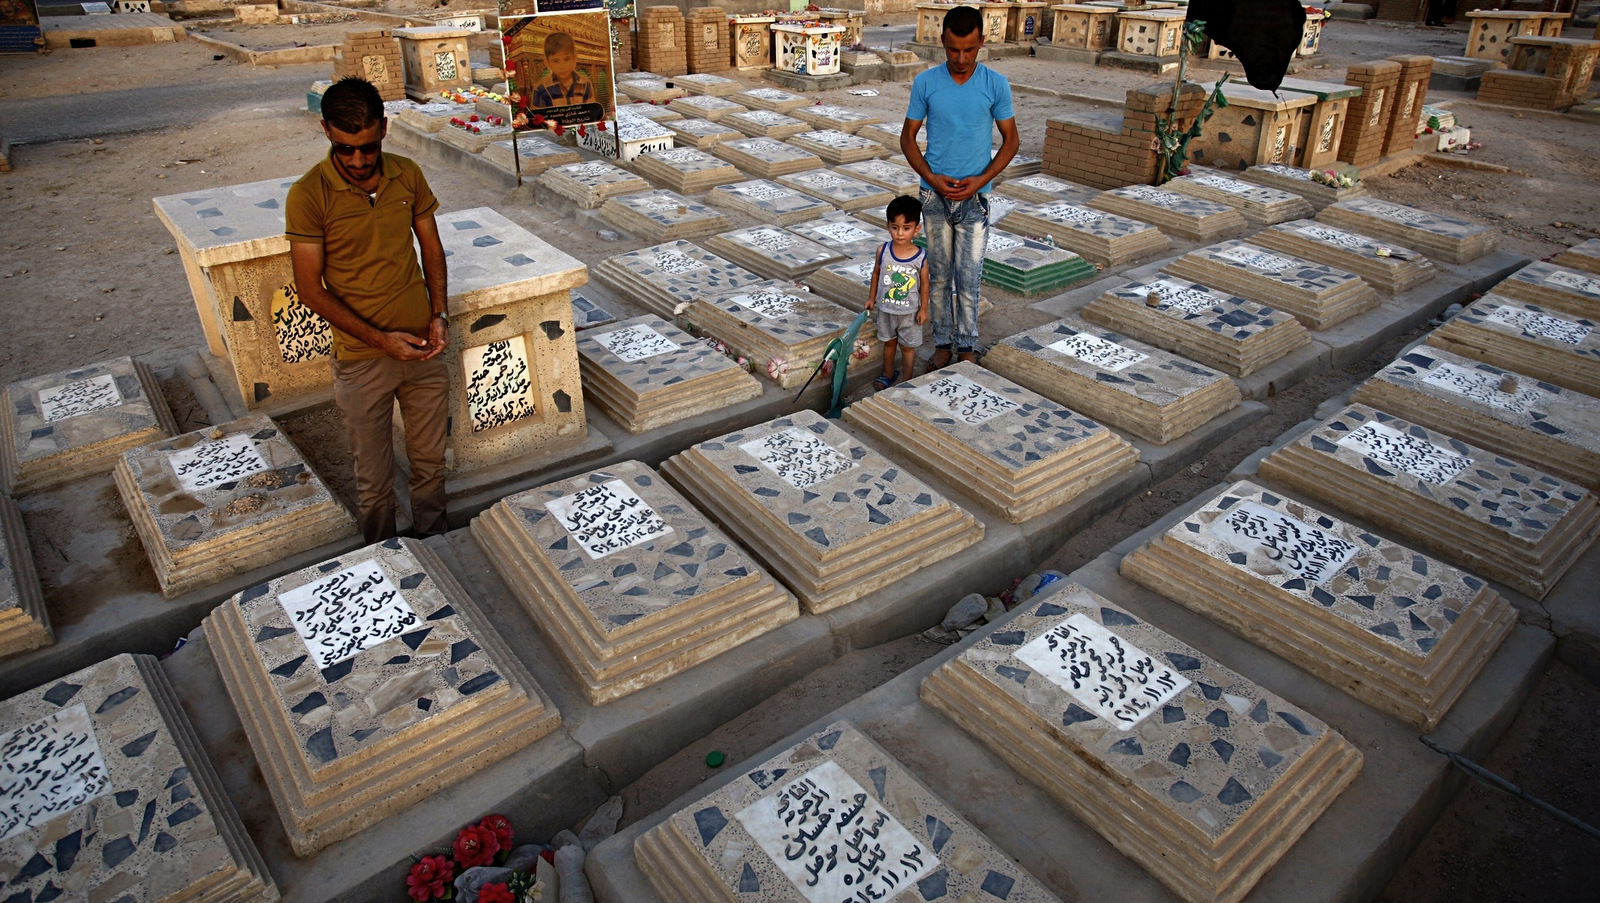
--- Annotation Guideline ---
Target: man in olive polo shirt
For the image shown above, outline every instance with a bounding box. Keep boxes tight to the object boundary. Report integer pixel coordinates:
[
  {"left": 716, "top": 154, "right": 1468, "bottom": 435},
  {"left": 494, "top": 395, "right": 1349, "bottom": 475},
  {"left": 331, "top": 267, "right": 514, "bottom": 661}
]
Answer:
[{"left": 286, "top": 76, "right": 451, "bottom": 542}]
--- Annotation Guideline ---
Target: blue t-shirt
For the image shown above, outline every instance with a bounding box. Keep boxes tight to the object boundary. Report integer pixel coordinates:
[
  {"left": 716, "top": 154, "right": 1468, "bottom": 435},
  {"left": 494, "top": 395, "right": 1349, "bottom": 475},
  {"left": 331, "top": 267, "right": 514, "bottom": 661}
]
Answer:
[{"left": 905, "top": 63, "right": 1015, "bottom": 194}]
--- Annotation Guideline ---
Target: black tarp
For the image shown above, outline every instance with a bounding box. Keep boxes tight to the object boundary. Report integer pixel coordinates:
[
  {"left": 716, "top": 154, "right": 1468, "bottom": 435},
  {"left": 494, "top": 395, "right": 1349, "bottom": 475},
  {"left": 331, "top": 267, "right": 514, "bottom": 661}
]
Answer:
[{"left": 1185, "top": 0, "right": 1307, "bottom": 92}]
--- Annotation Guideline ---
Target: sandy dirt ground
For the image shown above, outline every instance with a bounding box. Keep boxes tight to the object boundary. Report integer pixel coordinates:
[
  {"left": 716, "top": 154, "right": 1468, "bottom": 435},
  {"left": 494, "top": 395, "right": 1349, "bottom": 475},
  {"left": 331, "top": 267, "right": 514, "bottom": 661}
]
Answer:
[{"left": 1, "top": 13, "right": 1598, "bottom": 900}]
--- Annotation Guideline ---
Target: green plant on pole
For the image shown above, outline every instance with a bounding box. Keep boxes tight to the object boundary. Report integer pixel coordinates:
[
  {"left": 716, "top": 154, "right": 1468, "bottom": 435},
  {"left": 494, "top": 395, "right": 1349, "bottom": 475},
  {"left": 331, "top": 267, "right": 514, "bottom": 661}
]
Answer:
[{"left": 1153, "top": 20, "right": 1232, "bottom": 185}]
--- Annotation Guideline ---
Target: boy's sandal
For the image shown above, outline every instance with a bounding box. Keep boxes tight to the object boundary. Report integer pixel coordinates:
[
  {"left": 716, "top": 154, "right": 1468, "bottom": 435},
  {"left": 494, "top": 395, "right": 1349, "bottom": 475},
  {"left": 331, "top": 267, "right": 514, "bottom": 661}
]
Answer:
[{"left": 872, "top": 372, "right": 898, "bottom": 391}]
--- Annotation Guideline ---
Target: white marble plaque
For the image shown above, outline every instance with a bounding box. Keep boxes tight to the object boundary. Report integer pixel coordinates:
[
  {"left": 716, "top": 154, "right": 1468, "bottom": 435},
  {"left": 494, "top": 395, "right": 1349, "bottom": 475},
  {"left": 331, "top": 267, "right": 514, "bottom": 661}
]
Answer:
[
  {"left": 1259, "top": 163, "right": 1311, "bottom": 180},
  {"left": 735, "top": 183, "right": 796, "bottom": 201},
  {"left": 1014, "top": 613, "right": 1190, "bottom": 729},
  {"left": 1484, "top": 306, "right": 1591, "bottom": 345},
  {"left": 1217, "top": 246, "right": 1296, "bottom": 271},
  {"left": 1336, "top": 420, "right": 1471, "bottom": 484},
  {"left": 596, "top": 324, "right": 681, "bottom": 362},
  {"left": 841, "top": 261, "right": 875, "bottom": 279},
  {"left": 544, "top": 478, "right": 672, "bottom": 559},
  {"left": 1421, "top": 362, "right": 1542, "bottom": 413},
  {"left": 168, "top": 433, "right": 269, "bottom": 492},
  {"left": 1545, "top": 269, "right": 1600, "bottom": 296},
  {"left": 792, "top": 172, "right": 848, "bottom": 188},
  {"left": 814, "top": 222, "right": 872, "bottom": 245},
  {"left": 1295, "top": 224, "right": 1371, "bottom": 252},
  {"left": 1039, "top": 204, "right": 1104, "bottom": 226},
  {"left": 0, "top": 704, "right": 110, "bottom": 844},
  {"left": 747, "top": 228, "right": 797, "bottom": 252},
  {"left": 1147, "top": 279, "right": 1222, "bottom": 314},
  {"left": 985, "top": 233, "right": 1024, "bottom": 254},
  {"left": 740, "top": 426, "right": 857, "bottom": 489},
  {"left": 1047, "top": 333, "right": 1148, "bottom": 372},
  {"left": 1015, "top": 176, "right": 1068, "bottom": 191},
  {"left": 653, "top": 249, "right": 709, "bottom": 274},
  {"left": 272, "top": 283, "right": 332, "bottom": 364},
  {"left": 731, "top": 287, "right": 799, "bottom": 318},
  {"left": 912, "top": 373, "right": 1021, "bottom": 425},
  {"left": 434, "top": 50, "right": 458, "bottom": 81},
  {"left": 38, "top": 373, "right": 121, "bottom": 422},
  {"left": 1194, "top": 174, "right": 1249, "bottom": 194},
  {"left": 734, "top": 760, "right": 938, "bottom": 903},
  {"left": 278, "top": 561, "right": 419, "bottom": 669},
  {"left": 463, "top": 336, "right": 539, "bottom": 433},
  {"left": 1376, "top": 205, "right": 1435, "bottom": 226},
  {"left": 655, "top": 149, "right": 704, "bottom": 164},
  {"left": 1205, "top": 500, "right": 1359, "bottom": 585}
]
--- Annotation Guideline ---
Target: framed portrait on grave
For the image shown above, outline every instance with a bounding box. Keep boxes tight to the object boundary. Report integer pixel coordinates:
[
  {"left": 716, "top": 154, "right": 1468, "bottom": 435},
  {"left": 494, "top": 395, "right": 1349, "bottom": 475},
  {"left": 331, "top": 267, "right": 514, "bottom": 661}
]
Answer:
[{"left": 500, "top": 12, "right": 615, "bottom": 129}]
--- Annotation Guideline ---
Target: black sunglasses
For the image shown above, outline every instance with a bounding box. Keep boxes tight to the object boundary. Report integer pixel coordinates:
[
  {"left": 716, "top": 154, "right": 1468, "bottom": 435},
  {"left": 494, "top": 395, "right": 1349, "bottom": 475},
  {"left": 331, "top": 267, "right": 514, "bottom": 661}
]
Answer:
[{"left": 330, "top": 139, "right": 382, "bottom": 157}]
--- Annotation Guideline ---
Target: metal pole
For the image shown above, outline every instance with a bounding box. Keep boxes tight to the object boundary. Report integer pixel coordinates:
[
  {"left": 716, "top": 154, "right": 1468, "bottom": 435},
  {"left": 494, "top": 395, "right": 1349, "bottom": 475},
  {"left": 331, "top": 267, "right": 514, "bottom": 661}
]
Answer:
[{"left": 1420, "top": 736, "right": 1600, "bottom": 841}]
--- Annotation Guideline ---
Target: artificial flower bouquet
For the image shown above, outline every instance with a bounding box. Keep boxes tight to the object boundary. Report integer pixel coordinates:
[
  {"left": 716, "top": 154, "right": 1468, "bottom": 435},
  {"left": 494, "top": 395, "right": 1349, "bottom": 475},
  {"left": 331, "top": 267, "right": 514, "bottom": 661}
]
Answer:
[{"left": 405, "top": 814, "right": 550, "bottom": 903}]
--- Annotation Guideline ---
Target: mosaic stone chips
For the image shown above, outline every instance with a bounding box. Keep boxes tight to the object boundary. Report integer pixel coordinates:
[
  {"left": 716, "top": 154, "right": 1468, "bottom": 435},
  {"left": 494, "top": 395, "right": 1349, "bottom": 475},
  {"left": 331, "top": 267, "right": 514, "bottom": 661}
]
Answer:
[
  {"left": 1121, "top": 481, "right": 1516, "bottom": 730},
  {"left": 0, "top": 653, "right": 278, "bottom": 902},
  {"left": 685, "top": 282, "right": 881, "bottom": 389},
  {"left": 1249, "top": 219, "right": 1436, "bottom": 296},
  {"left": 1491, "top": 260, "right": 1600, "bottom": 319},
  {"left": 921, "top": 584, "right": 1361, "bottom": 903},
  {"left": 1164, "top": 171, "right": 1315, "bottom": 225},
  {"left": 203, "top": 538, "right": 560, "bottom": 854},
  {"left": 472, "top": 461, "right": 799, "bottom": 704},
  {"left": 1163, "top": 239, "right": 1380, "bottom": 331},
  {"left": 0, "top": 496, "right": 50, "bottom": 660},
  {"left": 591, "top": 241, "right": 766, "bottom": 320},
  {"left": 1081, "top": 277, "right": 1312, "bottom": 377},
  {"left": 634, "top": 722, "right": 1062, "bottom": 903},
  {"left": 1316, "top": 197, "right": 1499, "bottom": 265},
  {"left": 1000, "top": 201, "right": 1170, "bottom": 269},
  {"left": 576, "top": 316, "right": 764, "bottom": 433},
  {"left": 1426, "top": 295, "right": 1600, "bottom": 397}
]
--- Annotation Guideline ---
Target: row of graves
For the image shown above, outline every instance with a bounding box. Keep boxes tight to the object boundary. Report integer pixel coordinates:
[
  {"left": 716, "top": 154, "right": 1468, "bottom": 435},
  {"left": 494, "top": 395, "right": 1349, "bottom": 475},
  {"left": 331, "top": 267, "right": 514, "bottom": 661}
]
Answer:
[{"left": 4, "top": 55, "right": 1600, "bottom": 900}]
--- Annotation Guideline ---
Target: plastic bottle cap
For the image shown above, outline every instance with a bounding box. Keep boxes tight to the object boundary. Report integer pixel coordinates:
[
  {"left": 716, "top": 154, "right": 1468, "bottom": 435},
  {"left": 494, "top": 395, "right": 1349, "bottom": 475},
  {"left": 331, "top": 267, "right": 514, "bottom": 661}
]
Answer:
[{"left": 705, "top": 750, "right": 726, "bottom": 768}]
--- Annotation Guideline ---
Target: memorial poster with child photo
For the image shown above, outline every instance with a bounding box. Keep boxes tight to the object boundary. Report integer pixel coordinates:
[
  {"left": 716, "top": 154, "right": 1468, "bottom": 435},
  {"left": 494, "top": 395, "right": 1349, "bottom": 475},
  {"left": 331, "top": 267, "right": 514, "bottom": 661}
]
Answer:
[{"left": 499, "top": 11, "right": 615, "bottom": 130}]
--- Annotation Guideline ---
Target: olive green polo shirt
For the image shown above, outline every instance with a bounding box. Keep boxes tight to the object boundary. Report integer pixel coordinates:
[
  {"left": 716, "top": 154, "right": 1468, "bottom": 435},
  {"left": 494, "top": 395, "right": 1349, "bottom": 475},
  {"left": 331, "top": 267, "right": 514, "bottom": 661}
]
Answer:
[{"left": 285, "top": 152, "right": 440, "bottom": 360}]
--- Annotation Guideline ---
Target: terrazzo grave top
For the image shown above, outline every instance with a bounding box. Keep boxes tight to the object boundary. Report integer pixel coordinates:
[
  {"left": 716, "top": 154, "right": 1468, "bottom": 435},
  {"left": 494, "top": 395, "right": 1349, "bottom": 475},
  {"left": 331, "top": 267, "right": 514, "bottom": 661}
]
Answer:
[
  {"left": 7, "top": 356, "right": 166, "bottom": 469},
  {"left": 650, "top": 721, "right": 1061, "bottom": 903},
  {"left": 708, "top": 180, "right": 835, "bottom": 218},
  {"left": 0, "top": 655, "right": 255, "bottom": 902},
  {"left": 998, "top": 319, "right": 1232, "bottom": 400},
  {"left": 1101, "top": 277, "right": 1299, "bottom": 339},
  {"left": 701, "top": 283, "right": 860, "bottom": 344},
  {"left": 1294, "top": 404, "right": 1592, "bottom": 544},
  {"left": 579, "top": 316, "right": 749, "bottom": 394},
  {"left": 603, "top": 241, "right": 765, "bottom": 306},
  {"left": 1328, "top": 197, "right": 1492, "bottom": 238},
  {"left": 949, "top": 583, "right": 1343, "bottom": 841},
  {"left": 638, "top": 147, "right": 733, "bottom": 174},
  {"left": 1372, "top": 346, "right": 1594, "bottom": 435},
  {"left": 1013, "top": 202, "right": 1157, "bottom": 238},
  {"left": 776, "top": 169, "right": 889, "bottom": 207},
  {"left": 712, "top": 226, "right": 842, "bottom": 271},
  {"left": 787, "top": 213, "right": 889, "bottom": 258},
  {"left": 1100, "top": 184, "right": 1236, "bottom": 215},
  {"left": 435, "top": 207, "right": 587, "bottom": 311},
  {"left": 494, "top": 461, "right": 770, "bottom": 636},
  {"left": 719, "top": 137, "right": 820, "bottom": 164},
  {"left": 1160, "top": 480, "right": 1489, "bottom": 659},
  {"left": 1185, "top": 240, "right": 1366, "bottom": 293},
  {"left": 152, "top": 175, "right": 298, "bottom": 265},
  {"left": 229, "top": 538, "right": 510, "bottom": 770},
  {"left": 687, "top": 411, "right": 956, "bottom": 552},
  {"left": 1448, "top": 296, "right": 1599, "bottom": 356},
  {"left": 872, "top": 364, "right": 1119, "bottom": 471}
]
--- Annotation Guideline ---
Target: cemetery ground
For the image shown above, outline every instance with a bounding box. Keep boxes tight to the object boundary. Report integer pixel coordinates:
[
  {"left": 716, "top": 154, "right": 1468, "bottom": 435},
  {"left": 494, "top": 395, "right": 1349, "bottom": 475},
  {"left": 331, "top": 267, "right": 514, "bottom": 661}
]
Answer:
[{"left": 0, "top": 14, "right": 1598, "bottom": 901}]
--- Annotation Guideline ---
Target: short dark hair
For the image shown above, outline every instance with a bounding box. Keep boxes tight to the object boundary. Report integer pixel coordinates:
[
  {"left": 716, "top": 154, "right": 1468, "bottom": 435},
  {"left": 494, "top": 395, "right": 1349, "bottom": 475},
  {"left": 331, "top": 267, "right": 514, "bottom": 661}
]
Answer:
[
  {"left": 887, "top": 195, "right": 922, "bottom": 224},
  {"left": 544, "top": 31, "right": 575, "bottom": 57},
  {"left": 942, "top": 5, "right": 982, "bottom": 37},
  {"left": 323, "top": 77, "right": 384, "bottom": 133}
]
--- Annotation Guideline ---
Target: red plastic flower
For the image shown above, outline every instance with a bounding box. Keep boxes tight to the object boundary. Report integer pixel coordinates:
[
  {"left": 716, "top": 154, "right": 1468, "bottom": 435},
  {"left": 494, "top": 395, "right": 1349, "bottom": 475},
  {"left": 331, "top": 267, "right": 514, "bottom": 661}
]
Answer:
[
  {"left": 598, "top": 120, "right": 607, "bottom": 131},
  {"left": 453, "top": 824, "right": 501, "bottom": 869},
  {"left": 532, "top": 114, "right": 546, "bottom": 126},
  {"left": 406, "top": 855, "right": 454, "bottom": 902},
  {"left": 553, "top": 122, "right": 565, "bottom": 136},
  {"left": 478, "top": 814, "right": 514, "bottom": 852},
  {"left": 478, "top": 883, "right": 514, "bottom": 903},
  {"left": 578, "top": 124, "right": 588, "bottom": 137}
]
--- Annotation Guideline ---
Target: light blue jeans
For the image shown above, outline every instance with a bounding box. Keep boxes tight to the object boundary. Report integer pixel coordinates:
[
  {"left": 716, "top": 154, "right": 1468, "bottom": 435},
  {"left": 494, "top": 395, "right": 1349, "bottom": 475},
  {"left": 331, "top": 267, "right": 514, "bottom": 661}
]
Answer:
[{"left": 920, "top": 188, "right": 989, "bottom": 354}]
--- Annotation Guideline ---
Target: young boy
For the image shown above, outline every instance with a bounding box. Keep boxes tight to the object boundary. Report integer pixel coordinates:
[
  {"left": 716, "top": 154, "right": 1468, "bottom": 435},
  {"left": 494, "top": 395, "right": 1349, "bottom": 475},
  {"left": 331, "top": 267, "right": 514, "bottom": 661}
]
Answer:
[
  {"left": 865, "top": 195, "right": 931, "bottom": 390},
  {"left": 528, "top": 31, "right": 593, "bottom": 112}
]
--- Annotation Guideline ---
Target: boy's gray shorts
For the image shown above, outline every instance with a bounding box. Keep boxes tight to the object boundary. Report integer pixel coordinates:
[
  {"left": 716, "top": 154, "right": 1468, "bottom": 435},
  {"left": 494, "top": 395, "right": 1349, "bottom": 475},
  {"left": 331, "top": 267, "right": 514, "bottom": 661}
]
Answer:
[{"left": 875, "top": 310, "right": 924, "bottom": 348}]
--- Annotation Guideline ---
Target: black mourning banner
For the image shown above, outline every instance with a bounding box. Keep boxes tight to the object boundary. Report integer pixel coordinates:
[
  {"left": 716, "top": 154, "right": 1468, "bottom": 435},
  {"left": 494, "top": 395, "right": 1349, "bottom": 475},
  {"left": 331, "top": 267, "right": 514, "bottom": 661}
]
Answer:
[{"left": 1186, "top": 0, "right": 1307, "bottom": 92}]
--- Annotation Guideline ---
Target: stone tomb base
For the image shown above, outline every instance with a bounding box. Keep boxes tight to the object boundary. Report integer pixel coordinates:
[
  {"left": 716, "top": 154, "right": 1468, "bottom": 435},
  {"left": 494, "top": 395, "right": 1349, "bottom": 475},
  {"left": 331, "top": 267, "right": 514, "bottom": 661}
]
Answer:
[
  {"left": 1237, "top": 163, "right": 1367, "bottom": 213},
  {"left": 842, "top": 362, "right": 1138, "bottom": 524},
  {"left": 0, "top": 654, "right": 277, "bottom": 903},
  {"left": 1350, "top": 345, "right": 1600, "bottom": 493},
  {"left": 591, "top": 241, "right": 766, "bottom": 320},
  {"left": 635, "top": 722, "right": 1063, "bottom": 903},
  {"left": 1088, "top": 184, "right": 1250, "bottom": 243},
  {"left": 1426, "top": 294, "right": 1600, "bottom": 397},
  {"left": 1165, "top": 171, "right": 1315, "bottom": 225},
  {"left": 114, "top": 414, "right": 356, "bottom": 599},
  {"left": 703, "top": 179, "right": 835, "bottom": 226},
  {"left": 1163, "top": 240, "right": 1380, "bottom": 331},
  {"left": 984, "top": 317, "right": 1243, "bottom": 445},
  {"left": 1001, "top": 201, "right": 1171, "bottom": 269},
  {"left": 576, "top": 316, "right": 764, "bottom": 434},
  {"left": 1258, "top": 404, "right": 1600, "bottom": 601},
  {"left": 1, "top": 355, "right": 177, "bottom": 496},
  {"left": 1121, "top": 480, "right": 1516, "bottom": 731},
  {"left": 1081, "top": 276, "right": 1313, "bottom": 377},
  {"left": 923, "top": 582, "right": 1362, "bottom": 903},
  {"left": 1490, "top": 260, "right": 1600, "bottom": 320},
  {"left": 472, "top": 461, "right": 799, "bottom": 705},
  {"left": 0, "top": 494, "right": 50, "bottom": 660},
  {"left": 1317, "top": 198, "right": 1499, "bottom": 265},
  {"left": 1249, "top": 219, "right": 1436, "bottom": 296},
  {"left": 1551, "top": 238, "right": 1600, "bottom": 275},
  {"left": 204, "top": 537, "right": 560, "bottom": 855},
  {"left": 660, "top": 411, "right": 983, "bottom": 613},
  {"left": 686, "top": 282, "right": 880, "bottom": 389}
]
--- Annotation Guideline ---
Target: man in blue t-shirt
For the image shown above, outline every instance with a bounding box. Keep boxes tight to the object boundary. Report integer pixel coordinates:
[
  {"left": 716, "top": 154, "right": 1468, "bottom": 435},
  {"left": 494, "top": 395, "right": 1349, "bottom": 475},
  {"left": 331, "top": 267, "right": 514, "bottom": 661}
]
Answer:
[{"left": 901, "top": 5, "right": 1019, "bottom": 371}]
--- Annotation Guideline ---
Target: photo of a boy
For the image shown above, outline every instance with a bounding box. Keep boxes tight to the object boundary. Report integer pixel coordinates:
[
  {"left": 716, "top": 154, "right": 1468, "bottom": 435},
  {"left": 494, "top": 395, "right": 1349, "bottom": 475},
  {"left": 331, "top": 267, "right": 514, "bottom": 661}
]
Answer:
[{"left": 529, "top": 31, "right": 593, "bottom": 111}]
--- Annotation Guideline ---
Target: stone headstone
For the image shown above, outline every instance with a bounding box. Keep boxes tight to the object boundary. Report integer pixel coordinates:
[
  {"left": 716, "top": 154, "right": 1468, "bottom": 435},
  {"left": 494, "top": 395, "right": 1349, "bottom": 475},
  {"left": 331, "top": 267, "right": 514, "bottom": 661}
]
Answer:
[
  {"left": 592, "top": 241, "right": 766, "bottom": 320},
  {"left": 576, "top": 316, "right": 764, "bottom": 433},
  {"left": 996, "top": 173, "right": 1100, "bottom": 207},
  {"left": 834, "top": 158, "right": 920, "bottom": 196},
  {"left": 775, "top": 168, "right": 894, "bottom": 213},
  {"left": 712, "top": 137, "right": 824, "bottom": 179},
  {"left": 1163, "top": 239, "right": 1380, "bottom": 331},
  {"left": 704, "top": 179, "right": 836, "bottom": 225},
  {"left": 1426, "top": 294, "right": 1600, "bottom": 397},
  {"left": 1001, "top": 201, "right": 1170, "bottom": 269},
  {"left": 664, "top": 116, "right": 745, "bottom": 149},
  {"left": 1238, "top": 163, "right": 1368, "bottom": 212},
  {"left": 788, "top": 211, "right": 890, "bottom": 258},
  {"left": 685, "top": 283, "right": 881, "bottom": 389},
  {"left": 1088, "top": 184, "right": 1249, "bottom": 243},
  {"left": 1165, "top": 171, "right": 1315, "bottom": 224},
  {"left": 666, "top": 95, "right": 746, "bottom": 122},
  {"left": 1317, "top": 197, "right": 1499, "bottom": 264},
  {"left": 1250, "top": 219, "right": 1435, "bottom": 295},
  {"left": 789, "top": 104, "right": 883, "bottom": 134},
  {"left": 539, "top": 161, "right": 652, "bottom": 209},
  {"left": 724, "top": 109, "right": 810, "bottom": 140},
  {"left": 786, "top": 129, "right": 889, "bottom": 166},
  {"left": 1081, "top": 276, "right": 1313, "bottom": 377},
  {"left": 705, "top": 226, "right": 845, "bottom": 281},
  {"left": 1492, "top": 260, "right": 1600, "bottom": 319},
  {"left": 599, "top": 190, "right": 732, "bottom": 242}
]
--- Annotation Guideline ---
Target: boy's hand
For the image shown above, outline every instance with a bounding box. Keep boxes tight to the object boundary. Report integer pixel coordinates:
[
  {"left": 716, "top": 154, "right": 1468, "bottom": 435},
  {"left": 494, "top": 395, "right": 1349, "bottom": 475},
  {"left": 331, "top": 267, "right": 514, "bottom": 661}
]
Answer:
[
  {"left": 865, "top": 297, "right": 876, "bottom": 310},
  {"left": 915, "top": 308, "right": 928, "bottom": 325}
]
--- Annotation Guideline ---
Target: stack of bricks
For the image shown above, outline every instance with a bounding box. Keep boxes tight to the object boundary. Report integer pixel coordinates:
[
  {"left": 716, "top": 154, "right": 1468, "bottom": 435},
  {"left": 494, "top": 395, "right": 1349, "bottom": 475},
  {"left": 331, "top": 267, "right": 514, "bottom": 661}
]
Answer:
[
  {"left": 1043, "top": 83, "right": 1205, "bottom": 190},
  {"left": 611, "top": 17, "right": 634, "bottom": 73},
  {"left": 333, "top": 30, "right": 405, "bottom": 101},
  {"left": 1337, "top": 60, "right": 1400, "bottom": 168},
  {"left": 637, "top": 6, "right": 688, "bottom": 77},
  {"left": 1381, "top": 55, "right": 1432, "bottom": 157},
  {"left": 686, "top": 6, "right": 728, "bottom": 73}
]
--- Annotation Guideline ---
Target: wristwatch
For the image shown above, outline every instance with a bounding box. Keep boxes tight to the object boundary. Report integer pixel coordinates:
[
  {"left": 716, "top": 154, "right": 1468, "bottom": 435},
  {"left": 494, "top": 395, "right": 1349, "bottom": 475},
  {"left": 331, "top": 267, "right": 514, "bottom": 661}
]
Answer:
[{"left": 432, "top": 312, "right": 450, "bottom": 329}]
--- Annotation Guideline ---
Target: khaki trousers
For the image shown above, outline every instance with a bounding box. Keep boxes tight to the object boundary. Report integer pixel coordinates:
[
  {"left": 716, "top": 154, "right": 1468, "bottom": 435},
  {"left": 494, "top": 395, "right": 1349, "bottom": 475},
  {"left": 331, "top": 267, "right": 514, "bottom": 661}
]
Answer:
[{"left": 332, "top": 355, "right": 450, "bottom": 542}]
